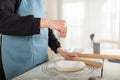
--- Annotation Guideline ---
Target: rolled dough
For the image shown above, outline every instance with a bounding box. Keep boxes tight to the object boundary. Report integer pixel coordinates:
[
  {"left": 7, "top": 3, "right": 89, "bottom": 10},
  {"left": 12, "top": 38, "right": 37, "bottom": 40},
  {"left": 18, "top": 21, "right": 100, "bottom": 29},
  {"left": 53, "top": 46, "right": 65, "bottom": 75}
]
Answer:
[{"left": 55, "top": 61, "right": 86, "bottom": 72}]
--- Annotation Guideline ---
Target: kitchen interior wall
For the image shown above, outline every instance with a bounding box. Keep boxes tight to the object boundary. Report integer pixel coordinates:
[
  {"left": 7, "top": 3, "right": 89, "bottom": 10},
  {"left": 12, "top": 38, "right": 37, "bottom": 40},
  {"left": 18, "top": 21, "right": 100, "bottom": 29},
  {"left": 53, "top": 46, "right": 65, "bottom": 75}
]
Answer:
[
  {"left": 44, "top": 0, "right": 60, "bottom": 58},
  {"left": 60, "top": 0, "right": 120, "bottom": 49},
  {"left": 45, "top": 0, "right": 59, "bottom": 19}
]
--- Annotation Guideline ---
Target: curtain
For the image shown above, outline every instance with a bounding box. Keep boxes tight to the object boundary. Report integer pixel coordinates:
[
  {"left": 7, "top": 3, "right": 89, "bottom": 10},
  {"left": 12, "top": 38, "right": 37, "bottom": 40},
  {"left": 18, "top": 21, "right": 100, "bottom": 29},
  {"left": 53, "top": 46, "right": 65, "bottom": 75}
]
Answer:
[{"left": 59, "top": 0, "right": 120, "bottom": 49}]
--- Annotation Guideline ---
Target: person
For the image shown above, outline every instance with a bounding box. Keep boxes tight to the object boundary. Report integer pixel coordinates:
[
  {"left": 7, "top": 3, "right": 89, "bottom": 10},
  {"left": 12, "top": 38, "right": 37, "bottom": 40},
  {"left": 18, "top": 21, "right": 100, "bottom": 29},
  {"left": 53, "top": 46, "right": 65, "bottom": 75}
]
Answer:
[{"left": 0, "top": 0, "right": 77, "bottom": 80}]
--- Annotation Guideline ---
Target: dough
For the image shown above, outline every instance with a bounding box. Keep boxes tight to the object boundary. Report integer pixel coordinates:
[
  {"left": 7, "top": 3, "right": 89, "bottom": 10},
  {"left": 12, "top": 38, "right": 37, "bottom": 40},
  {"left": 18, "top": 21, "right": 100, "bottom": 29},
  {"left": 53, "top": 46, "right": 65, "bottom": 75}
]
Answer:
[{"left": 55, "top": 61, "right": 86, "bottom": 72}]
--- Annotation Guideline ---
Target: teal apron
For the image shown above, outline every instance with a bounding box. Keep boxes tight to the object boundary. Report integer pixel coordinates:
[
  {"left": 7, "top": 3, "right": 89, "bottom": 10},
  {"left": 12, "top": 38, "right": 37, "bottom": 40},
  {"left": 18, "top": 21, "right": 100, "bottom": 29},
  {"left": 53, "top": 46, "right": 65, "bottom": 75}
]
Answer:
[{"left": 2, "top": 0, "right": 48, "bottom": 79}]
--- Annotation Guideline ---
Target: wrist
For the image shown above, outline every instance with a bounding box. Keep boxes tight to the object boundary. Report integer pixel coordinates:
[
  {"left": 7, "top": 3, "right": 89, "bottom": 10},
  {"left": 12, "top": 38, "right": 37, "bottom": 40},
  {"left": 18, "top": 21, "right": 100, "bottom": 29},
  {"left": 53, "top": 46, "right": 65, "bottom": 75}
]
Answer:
[
  {"left": 57, "top": 47, "right": 64, "bottom": 53},
  {"left": 40, "top": 18, "right": 51, "bottom": 28}
]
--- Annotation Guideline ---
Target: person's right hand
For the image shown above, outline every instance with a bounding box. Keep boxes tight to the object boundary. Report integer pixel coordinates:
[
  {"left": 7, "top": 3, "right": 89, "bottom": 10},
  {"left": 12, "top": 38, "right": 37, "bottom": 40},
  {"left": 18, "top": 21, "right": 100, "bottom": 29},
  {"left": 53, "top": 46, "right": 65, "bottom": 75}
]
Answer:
[{"left": 40, "top": 19, "right": 67, "bottom": 38}]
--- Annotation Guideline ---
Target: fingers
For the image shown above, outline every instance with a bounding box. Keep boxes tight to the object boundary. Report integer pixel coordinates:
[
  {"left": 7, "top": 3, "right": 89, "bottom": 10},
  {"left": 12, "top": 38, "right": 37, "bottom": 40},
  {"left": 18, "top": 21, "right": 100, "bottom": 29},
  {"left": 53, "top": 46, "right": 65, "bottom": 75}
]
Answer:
[
  {"left": 58, "top": 48, "right": 78, "bottom": 60},
  {"left": 49, "top": 20, "right": 67, "bottom": 38},
  {"left": 62, "top": 24, "right": 67, "bottom": 38},
  {"left": 69, "top": 53, "right": 78, "bottom": 60},
  {"left": 64, "top": 26, "right": 67, "bottom": 37},
  {"left": 65, "top": 55, "right": 73, "bottom": 60},
  {"left": 57, "top": 48, "right": 77, "bottom": 60},
  {"left": 65, "top": 53, "right": 78, "bottom": 60},
  {"left": 59, "top": 22, "right": 67, "bottom": 38},
  {"left": 60, "top": 52, "right": 74, "bottom": 60}
]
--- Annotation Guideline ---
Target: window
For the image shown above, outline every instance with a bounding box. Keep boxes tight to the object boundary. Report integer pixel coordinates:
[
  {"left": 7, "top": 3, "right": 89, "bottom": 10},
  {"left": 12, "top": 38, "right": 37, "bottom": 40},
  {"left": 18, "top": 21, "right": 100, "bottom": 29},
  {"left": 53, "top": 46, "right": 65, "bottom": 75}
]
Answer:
[{"left": 59, "top": 0, "right": 120, "bottom": 49}]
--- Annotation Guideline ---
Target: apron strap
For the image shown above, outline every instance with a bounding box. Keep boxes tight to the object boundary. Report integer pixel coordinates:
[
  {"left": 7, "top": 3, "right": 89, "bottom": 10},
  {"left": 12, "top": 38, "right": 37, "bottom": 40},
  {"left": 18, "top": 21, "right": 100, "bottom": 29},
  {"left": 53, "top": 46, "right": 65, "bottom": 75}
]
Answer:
[{"left": 0, "top": 35, "right": 6, "bottom": 80}]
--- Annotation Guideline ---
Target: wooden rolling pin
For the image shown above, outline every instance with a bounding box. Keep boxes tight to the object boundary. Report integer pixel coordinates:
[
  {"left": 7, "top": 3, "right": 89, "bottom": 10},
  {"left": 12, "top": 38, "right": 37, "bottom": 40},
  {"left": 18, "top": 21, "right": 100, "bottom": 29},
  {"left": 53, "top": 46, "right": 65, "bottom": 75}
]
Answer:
[
  {"left": 73, "top": 58, "right": 102, "bottom": 68},
  {"left": 95, "top": 40, "right": 120, "bottom": 44},
  {"left": 76, "top": 53, "right": 120, "bottom": 60}
]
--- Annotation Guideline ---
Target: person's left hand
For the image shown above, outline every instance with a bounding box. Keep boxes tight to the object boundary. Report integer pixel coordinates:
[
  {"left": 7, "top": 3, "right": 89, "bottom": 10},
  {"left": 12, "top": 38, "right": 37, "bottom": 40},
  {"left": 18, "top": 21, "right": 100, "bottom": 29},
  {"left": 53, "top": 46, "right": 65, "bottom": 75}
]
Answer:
[{"left": 57, "top": 47, "right": 78, "bottom": 60}]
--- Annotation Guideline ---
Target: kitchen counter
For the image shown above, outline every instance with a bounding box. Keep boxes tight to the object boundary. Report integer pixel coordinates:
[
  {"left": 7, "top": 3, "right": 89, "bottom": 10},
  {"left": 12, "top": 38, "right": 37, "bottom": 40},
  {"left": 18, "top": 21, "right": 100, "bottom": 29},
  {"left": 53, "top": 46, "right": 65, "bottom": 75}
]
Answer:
[{"left": 12, "top": 54, "right": 120, "bottom": 80}]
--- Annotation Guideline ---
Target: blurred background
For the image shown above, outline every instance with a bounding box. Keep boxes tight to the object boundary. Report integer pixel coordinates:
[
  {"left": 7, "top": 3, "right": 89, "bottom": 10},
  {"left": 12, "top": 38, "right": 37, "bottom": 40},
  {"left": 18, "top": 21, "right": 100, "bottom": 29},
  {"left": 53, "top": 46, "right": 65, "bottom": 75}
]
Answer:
[{"left": 44, "top": 0, "right": 120, "bottom": 55}]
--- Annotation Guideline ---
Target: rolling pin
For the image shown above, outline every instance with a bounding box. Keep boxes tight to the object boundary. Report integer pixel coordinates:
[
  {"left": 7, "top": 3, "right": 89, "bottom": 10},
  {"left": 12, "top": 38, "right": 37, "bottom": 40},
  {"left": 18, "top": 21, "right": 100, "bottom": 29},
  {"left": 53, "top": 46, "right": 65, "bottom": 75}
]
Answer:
[
  {"left": 76, "top": 53, "right": 120, "bottom": 60},
  {"left": 95, "top": 40, "right": 120, "bottom": 44},
  {"left": 73, "top": 58, "right": 102, "bottom": 68}
]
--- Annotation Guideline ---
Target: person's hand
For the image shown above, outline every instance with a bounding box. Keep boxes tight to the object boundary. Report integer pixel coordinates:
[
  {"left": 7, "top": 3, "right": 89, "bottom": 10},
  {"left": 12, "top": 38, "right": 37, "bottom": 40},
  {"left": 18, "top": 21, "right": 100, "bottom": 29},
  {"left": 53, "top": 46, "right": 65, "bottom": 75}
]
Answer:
[
  {"left": 57, "top": 47, "right": 78, "bottom": 60},
  {"left": 49, "top": 20, "right": 67, "bottom": 38},
  {"left": 40, "top": 19, "right": 67, "bottom": 38}
]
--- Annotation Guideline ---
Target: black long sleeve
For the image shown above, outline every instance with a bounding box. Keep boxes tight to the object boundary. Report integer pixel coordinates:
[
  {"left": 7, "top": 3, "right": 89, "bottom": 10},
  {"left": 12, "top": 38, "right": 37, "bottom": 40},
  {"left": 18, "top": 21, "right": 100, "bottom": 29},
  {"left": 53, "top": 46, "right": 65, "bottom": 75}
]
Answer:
[
  {"left": 0, "top": 0, "right": 61, "bottom": 52},
  {"left": 0, "top": 0, "right": 40, "bottom": 36},
  {"left": 48, "top": 29, "right": 61, "bottom": 53}
]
